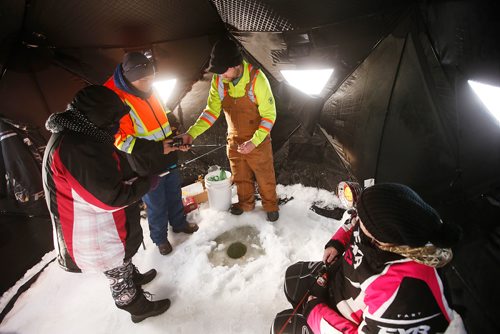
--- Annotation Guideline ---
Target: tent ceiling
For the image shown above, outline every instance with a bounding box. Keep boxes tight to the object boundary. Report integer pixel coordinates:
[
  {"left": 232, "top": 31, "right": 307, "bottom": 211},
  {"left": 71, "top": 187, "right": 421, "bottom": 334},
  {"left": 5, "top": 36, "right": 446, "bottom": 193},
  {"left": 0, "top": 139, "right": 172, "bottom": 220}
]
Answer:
[
  {"left": 214, "top": 0, "right": 407, "bottom": 31},
  {"left": 234, "top": 6, "right": 407, "bottom": 96},
  {"left": 19, "top": 0, "right": 224, "bottom": 48}
]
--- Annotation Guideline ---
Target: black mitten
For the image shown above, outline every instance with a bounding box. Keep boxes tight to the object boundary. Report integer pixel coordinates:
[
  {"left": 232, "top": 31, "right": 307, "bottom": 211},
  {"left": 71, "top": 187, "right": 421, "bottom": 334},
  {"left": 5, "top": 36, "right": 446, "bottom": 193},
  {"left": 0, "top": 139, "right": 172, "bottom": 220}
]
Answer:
[{"left": 309, "top": 271, "right": 328, "bottom": 301}]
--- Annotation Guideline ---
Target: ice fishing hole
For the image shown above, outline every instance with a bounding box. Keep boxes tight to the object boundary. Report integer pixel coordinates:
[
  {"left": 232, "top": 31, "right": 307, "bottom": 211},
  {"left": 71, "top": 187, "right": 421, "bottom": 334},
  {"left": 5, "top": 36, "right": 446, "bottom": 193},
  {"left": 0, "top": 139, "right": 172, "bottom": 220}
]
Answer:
[
  {"left": 227, "top": 242, "right": 247, "bottom": 259},
  {"left": 208, "top": 225, "right": 265, "bottom": 267}
]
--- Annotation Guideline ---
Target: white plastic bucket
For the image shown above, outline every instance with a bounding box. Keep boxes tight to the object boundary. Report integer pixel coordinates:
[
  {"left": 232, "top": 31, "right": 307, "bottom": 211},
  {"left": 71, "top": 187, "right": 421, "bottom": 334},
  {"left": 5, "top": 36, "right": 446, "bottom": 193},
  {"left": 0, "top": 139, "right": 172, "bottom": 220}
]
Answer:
[{"left": 204, "top": 171, "right": 232, "bottom": 211}]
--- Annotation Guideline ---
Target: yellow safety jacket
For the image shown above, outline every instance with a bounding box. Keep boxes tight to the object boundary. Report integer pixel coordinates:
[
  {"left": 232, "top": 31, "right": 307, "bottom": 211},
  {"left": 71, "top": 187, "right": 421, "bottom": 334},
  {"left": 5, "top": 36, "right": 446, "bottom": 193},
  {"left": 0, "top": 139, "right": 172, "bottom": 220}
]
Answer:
[{"left": 187, "top": 60, "right": 276, "bottom": 146}]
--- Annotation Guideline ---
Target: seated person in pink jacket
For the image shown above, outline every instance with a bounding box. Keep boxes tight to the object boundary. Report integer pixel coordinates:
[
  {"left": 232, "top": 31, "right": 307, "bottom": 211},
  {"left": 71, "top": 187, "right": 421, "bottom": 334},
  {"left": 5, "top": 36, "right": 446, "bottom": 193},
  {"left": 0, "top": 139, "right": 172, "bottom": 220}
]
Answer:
[{"left": 275, "top": 183, "right": 465, "bottom": 334}]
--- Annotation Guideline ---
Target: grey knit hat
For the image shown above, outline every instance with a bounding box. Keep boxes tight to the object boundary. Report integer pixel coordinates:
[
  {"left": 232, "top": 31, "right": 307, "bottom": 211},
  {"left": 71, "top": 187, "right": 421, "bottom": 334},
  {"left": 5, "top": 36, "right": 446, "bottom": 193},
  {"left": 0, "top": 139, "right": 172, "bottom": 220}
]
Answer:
[
  {"left": 356, "top": 183, "right": 461, "bottom": 248},
  {"left": 122, "top": 52, "right": 155, "bottom": 82}
]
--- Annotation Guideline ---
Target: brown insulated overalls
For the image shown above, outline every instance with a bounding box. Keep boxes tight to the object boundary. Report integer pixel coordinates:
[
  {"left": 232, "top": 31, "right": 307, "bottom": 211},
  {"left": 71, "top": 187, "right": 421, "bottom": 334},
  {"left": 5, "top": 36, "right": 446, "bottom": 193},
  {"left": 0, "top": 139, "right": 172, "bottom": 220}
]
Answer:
[{"left": 222, "top": 68, "right": 279, "bottom": 212}]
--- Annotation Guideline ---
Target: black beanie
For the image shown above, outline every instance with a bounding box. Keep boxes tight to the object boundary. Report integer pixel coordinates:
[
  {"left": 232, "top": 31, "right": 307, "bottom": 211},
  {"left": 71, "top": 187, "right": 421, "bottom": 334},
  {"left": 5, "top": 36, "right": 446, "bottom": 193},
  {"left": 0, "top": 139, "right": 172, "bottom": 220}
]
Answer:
[
  {"left": 356, "top": 183, "right": 461, "bottom": 248},
  {"left": 122, "top": 52, "right": 155, "bottom": 82},
  {"left": 69, "top": 85, "right": 130, "bottom": 128},
  {"left": 207, "top": 38, "right": 243, "bottom": 74}
]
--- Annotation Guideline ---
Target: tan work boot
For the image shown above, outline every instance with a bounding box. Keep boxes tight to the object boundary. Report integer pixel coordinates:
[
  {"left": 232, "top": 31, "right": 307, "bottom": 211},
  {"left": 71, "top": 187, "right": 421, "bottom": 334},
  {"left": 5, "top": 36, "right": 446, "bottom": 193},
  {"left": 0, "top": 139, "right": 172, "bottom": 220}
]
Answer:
[
  {"left": 158, "top": 240, "right": 172, "bottom": 255},
  {"left": 172, "top": 222, "right": 199, "bottom": 234}
]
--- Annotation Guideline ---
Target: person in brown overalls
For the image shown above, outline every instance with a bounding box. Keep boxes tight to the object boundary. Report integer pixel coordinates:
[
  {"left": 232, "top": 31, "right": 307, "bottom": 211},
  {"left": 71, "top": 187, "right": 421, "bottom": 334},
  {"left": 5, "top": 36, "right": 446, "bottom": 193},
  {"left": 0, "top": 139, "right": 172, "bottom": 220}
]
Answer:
[{"left": 180, "top": 38, "right": 279, "bottom": 222}]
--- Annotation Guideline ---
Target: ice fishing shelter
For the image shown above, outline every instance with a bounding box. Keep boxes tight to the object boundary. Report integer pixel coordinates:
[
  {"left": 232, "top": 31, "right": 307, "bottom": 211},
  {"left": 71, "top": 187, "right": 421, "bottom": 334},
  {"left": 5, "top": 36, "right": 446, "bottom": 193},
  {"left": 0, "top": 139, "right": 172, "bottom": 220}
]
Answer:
[{"left": 1, "top": 0, "right": 499, "bottom": 331}]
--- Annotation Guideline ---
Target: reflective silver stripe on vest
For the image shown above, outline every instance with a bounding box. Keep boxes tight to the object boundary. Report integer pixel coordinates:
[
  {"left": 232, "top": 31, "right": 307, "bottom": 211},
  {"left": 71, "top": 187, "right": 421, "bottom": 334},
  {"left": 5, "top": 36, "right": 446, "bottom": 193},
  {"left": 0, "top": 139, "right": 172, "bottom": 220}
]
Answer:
[
  {"left": 247, "top": 71, "right": 259, "bottom": 104},
  {"left": 259, "top": 119, "right": 273, "bottom": 130},
  {"left": 248, "top": 88, "right": 255, "bottom": 104},
  {"left": 201, "top": 110, "right": 217, "bottom": 124},
  {"left": 128, "top": 109, "right": 147, "bottom": 134},
  {"left": 118, "top": 136, "right": 135, "bottom": 153},
  {"left": 125, "top": 99, "right": 172, "bottom": 141},
  {"left": 138, "top": 123, "right": 172, "bottom": 141},
  {"left": 217, "top": 76, "right": 225, "bottom": 101},
  {"left": 217, "top": 68, "right": 258, "bottom": 103}
]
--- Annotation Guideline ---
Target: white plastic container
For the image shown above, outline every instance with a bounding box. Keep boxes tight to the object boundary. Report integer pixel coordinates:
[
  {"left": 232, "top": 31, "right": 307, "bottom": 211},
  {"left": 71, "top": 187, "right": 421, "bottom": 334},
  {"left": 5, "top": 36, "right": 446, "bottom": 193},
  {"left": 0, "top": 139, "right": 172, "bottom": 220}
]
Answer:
[{"left": 204, "top": 171, "right": 232, "bottom": 211}]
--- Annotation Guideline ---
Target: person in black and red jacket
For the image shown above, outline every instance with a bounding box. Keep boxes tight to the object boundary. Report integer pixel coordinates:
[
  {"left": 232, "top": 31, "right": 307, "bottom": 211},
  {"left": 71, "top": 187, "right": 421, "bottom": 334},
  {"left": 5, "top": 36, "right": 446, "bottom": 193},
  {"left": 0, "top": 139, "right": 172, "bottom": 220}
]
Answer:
[
  {"left": 273, "top": 183, "right": 467, "bottom": 334},
  {"left": 42, "top": 85, "right": 169, "bottom": 323}
]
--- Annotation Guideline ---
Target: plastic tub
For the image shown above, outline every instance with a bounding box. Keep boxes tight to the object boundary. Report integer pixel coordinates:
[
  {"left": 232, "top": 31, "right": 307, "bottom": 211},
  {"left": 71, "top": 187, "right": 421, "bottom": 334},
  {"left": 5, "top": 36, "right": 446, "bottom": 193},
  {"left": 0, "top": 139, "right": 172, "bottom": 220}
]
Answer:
[{"left": 204, "top": 171, "right": 232, "bottom": 211}]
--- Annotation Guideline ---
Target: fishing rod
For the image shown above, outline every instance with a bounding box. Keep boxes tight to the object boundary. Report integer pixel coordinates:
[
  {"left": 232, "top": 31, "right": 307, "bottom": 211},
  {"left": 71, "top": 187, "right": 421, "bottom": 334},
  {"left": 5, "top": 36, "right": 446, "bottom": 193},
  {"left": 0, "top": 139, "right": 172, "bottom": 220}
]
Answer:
[
  {"left": 189, "top": 144, "right": 221, "bottom": 147},
  {"left": 124, "top": 143, "right": 225, "bottom": 184},
  {"left": 276, "top": 264, "right": 328, "bottom": 334},
  {"left": 159, "top": 144, "right": 226, "bottom": 177},
  {"left": 170, "top": 137, "right": 223, "bottom": 148},
  {"left": 276, "top": 257, "right": 340, "bottom": 334}
]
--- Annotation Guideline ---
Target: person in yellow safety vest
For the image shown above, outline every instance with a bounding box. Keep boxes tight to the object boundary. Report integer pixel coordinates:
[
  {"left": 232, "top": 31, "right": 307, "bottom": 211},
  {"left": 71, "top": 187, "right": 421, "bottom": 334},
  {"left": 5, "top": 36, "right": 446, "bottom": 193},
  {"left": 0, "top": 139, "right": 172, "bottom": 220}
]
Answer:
[
  {"left": 179, "top": 38, "right": 279, "bottom": 222},
  {"left": 105, "top": 52, "right": 199, "bottom": 256}
]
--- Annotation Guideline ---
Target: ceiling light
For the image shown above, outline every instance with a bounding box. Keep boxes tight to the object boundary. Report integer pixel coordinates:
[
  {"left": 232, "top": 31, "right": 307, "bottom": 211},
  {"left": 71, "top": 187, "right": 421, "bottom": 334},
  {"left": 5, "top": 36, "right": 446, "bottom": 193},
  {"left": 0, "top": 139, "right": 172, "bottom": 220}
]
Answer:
[
  {"left": 153, "top": 79, "right": 177, "bottom": 104},
  {"left": 281, "top": 69, "right": 333, "bottom": 96},
  {"left": 468, "top": 80, "right": 500, "bottom": 123}
]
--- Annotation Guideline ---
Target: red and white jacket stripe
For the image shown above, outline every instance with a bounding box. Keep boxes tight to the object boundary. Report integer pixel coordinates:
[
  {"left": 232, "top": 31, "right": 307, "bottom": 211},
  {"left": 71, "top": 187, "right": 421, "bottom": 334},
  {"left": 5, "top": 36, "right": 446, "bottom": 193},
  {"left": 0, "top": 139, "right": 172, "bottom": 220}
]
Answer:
[{"left": 43, "top": 132, "right": 152, "bottom": 272}]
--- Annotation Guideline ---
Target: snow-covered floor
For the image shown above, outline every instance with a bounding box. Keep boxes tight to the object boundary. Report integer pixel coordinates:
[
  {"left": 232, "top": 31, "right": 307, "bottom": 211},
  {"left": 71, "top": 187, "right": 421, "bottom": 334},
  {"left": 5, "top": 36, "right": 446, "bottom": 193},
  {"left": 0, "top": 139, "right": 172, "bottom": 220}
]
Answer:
[{"left": 0, "top": 184, "right": 344, "bottom": 334}]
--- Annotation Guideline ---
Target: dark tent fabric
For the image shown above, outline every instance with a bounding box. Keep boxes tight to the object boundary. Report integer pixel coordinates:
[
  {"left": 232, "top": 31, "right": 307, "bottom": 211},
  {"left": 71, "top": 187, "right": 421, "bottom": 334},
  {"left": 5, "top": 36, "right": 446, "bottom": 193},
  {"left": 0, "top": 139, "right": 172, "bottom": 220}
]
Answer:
[
  {"left": 0, "top": 215, "right": 53, "bottom": 296},
  {"left": 21, "top": 0, "right": 224, "bottom": 48},
  {"left": 0, "top": 46, "right": 88, "bottom": 139},
  {"left": 320, "top": 17, "right": 460, "bottom": 203},
  {"left": 320, "top": 12, "right": 500, "bottom": 204},
  {"left": 0, "top": 0, "right": 499, "bottom": 332}
]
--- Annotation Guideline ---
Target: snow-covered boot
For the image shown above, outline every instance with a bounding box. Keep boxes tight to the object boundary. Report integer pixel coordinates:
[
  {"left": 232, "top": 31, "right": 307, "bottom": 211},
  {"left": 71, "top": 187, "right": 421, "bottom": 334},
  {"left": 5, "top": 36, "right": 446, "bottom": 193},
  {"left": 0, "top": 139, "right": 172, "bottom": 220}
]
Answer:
[{"left": 117, "top": 291, "right": 171, "bottom": 323}]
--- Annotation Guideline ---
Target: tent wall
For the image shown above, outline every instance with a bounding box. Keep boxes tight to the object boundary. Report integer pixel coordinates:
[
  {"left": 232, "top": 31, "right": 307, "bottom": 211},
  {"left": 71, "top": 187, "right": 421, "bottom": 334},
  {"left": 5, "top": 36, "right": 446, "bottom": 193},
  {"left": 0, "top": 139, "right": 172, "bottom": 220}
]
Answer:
[
  {"left": 422, "top": 0, "right": 500, "bottom": 199},
  {"left": 0, "top": 47, "right": 87, "bottom": 139},
  {"left": 319, "top": 18, "right": 461, "bottom": 203}
]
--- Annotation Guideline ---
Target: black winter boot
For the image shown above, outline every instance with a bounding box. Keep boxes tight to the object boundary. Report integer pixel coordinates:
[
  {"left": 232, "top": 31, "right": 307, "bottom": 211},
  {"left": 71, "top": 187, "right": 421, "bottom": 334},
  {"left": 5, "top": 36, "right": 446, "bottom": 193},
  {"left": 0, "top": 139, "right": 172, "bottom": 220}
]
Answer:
[
  {"left": 266, "top": 211, "right": 279, "bottom": 222},
  {"left": 117, "top": 291, "right": 171, "bottom": 323},
  {"left": 230, "top": 204, "right": 244, "bottom": 215},
  {"left": 133, "top": 267, "right": 157, "bottom": 286}
]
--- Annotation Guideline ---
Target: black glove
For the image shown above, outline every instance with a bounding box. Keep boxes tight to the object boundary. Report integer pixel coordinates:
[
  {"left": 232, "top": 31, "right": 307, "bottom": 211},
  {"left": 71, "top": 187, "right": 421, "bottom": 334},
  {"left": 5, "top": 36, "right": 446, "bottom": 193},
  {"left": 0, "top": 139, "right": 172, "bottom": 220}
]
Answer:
[
  {"left": 304, "top": 276, "right": 328, "bottom": 318},
  {"left": 304, "top": 266, "right": 331, "bottom": 317},
  {"left": 310, "top": 274, "right": 328, "bottom": 301}
]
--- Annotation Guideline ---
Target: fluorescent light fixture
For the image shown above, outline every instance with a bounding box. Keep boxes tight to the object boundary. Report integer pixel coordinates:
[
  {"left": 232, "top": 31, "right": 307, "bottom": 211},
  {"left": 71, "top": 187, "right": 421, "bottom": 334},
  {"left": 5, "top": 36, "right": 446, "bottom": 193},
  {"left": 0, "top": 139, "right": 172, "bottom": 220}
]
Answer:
[
  {"left": 153, "top": 79, "right": 177, "bottom": 104},
  {"left": 468, "top": 80, "right": 500, "bottom": 123},
  {"left": 281, "top": 69, "right": 334, "bottom": 96}
]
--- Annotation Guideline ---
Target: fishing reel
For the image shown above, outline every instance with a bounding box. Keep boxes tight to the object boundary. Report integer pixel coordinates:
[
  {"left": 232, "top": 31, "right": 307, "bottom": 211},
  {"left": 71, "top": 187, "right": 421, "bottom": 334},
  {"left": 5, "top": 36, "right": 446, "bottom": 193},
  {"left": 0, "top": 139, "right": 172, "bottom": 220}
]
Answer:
[{"left": 170, "top": 137, "right": 189, "bottom": 147}]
